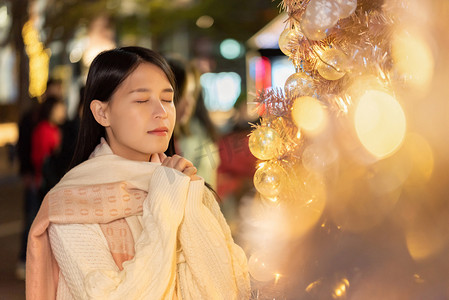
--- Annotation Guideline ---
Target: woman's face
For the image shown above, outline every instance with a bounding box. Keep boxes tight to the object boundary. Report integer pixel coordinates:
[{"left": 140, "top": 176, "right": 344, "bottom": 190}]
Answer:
[{"left": 99, "top": 63, "right": 175, "bottom": 161}]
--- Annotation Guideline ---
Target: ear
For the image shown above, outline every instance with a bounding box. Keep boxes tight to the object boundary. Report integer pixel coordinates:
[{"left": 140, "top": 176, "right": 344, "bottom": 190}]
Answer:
[{"left": 90, "top": 100, "right": 110, "bottom": 127}]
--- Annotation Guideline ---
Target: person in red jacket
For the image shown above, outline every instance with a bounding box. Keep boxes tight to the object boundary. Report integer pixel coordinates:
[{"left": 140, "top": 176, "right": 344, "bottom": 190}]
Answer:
[{"left": 31, "top": 96, "right": 66, "bottom": 187}]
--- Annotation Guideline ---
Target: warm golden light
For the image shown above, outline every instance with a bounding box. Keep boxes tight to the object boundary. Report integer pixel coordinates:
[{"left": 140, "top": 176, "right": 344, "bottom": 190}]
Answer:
[
  {"left": 22, "top": 21, "right": 50, "bottom": 98},
  {"left": 392, "top": 29, "right": 434, "bottom": 92},
  {"left": 332, "top": 278, "right": 350, "bottom": 299},
  {"left": 274, "top": 273, "right": 281, "bottom": 285},
  {"left": 0, "top": 123, "right": 18, "bottom": 147},
  {"left": 354, "top": 90, "right": 406, "bottom": 159},
  {"left": 292, "top": 96, "right": 327, "bottom": 135}
]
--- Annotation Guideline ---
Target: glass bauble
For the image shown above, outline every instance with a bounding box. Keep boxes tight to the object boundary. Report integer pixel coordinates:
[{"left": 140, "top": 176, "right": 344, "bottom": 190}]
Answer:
[
  {"left": 316, "top": 48, "right": 348, "bottom": 80},
  {"left": 334, "top": 0, "right": 357, "bottom": 18},
  {"left": 284, "top": 71, "right": 315, "bottom": 98},
  {"left": 249, "top": 127, "right": 282, "bottom": 160},
  {"left": 253, "top": 162, "right": 285, "bottom": 198},
  {"left": 279, "top": 28, "right": 297, "bottom": 56},
  {"left": 303, "top": 0, "right": 341, "bottom": 31}
]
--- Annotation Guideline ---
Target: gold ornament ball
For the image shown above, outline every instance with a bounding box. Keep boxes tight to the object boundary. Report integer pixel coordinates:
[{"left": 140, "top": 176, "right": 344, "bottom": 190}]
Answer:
[
  {"left": 249, "top": 127, "right": 282, "bottom": 160},
  {"left": 279, "top": 28, "right": 297, "bottom": 56},
  {"left": 334, "top": 0, "right": 358, "bottom": 19},
  {"left": 253, "top": 162, "right": 285, "bottom": 198},
  {"left": 300, "top": 17, "right": 328, "bottom": 41},
  {"left": 284, "top": 71, "right": 315, "bottom": 98},
  {"left": 316, "top": 48, "right": 348, "bottom": 80}
]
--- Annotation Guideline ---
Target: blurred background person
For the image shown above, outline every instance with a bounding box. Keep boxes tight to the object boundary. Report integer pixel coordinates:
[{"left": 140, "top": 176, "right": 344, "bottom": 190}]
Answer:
[
  {"left": 167, "top": 57, "right": 220, "bottom": 189},
  {"left": 15, "top": 79, "right": 65, "bottom": 279},
  {"left": 15, "top": 95, "right": 66, "bottom": 279},
  {"left": 40, "top": 86, "right": 85, "bottom": 196},
  {"left": 31, "top": 96, "right": 66, "bottom": 196}
]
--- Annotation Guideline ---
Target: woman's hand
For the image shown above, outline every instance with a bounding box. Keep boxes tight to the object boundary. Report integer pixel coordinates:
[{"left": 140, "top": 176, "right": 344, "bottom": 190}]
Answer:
[{"left": 150, "top": 153, "right": 201, "bottom": 181}]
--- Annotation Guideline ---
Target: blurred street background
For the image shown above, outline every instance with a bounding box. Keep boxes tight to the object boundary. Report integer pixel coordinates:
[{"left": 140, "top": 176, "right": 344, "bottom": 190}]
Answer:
[{"left": 1, "top": 0, "right": 449, "bottom": 299}]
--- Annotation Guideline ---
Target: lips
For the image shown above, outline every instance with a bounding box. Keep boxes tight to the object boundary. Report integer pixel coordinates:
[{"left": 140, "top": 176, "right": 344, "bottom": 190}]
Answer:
[{"left": 147, "top": 127, "right": 169, "bottom": 136}]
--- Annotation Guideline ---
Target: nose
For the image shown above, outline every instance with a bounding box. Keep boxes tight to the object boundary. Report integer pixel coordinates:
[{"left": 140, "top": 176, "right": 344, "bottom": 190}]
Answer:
[{"left": 153, "top": 99, "right": 168, "bottom": 119}]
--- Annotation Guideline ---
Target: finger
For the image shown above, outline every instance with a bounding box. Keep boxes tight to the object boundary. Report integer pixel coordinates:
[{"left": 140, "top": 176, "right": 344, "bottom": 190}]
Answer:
[
  {"left": 164, "top": 155, "right": 183, "bottom": 169},
  {"left": 150, "top": 153, "right": 161, "bottom": 163},
  {"left": 161, "top": 156, "right": 171, "bottom": 166},
  {"left": 190, "top": 174, "right": 202, "bottom": 181},
  {"left": 174, "top": 157, "right": 193, "bottom": 172},
  {"left": 182, "top": 166, "right": 197, "bottom": 177}
]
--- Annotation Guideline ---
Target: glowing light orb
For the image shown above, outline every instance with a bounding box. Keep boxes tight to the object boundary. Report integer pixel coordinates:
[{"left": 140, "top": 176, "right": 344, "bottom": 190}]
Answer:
[
  {"left": 392, "top": 29, "right": 434, "bottom": 92},
  {"left": 292, "top": 96, "right": 328, "bottom": 134},
  {"left": 354, "top": 90, "right": 406, "bottom": 159},
  {"left": 249, "top": 127, "right": 282, "bottom": 160}
]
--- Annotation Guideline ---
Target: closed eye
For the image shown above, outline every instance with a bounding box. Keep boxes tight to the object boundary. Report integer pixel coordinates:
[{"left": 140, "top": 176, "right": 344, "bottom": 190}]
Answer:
[
  {"left": 162, "top": 99, "right": 173, "bottom": 103},
  {"left": 136, "top": 100, "right": 149, "bottom": 104}
]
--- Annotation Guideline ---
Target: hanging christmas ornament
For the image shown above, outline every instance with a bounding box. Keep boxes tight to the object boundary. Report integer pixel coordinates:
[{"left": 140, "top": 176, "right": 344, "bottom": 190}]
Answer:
[
  {"left": 253, "top": 162, "right": 286, "bottom": 198},
  {"left": 334, "top": 0, "right": 357, "bottom": 19},
  {"left": 249, "top": 127, "right": 283, "bottom": 160},
  {"left": 279, "top": 27, "right": 298, "bottom": 56},
  {"left": 300, "top": 18, "right": 328, "bottom": 41},
  {"left": 300, "top": 0, "right": 341, "bottom": 41},
  {"left": 284, "top": 71, "right": 315, "bottom": 98},
  {"left": 316, "top": 48, "right": 348, "bottom": 80}
]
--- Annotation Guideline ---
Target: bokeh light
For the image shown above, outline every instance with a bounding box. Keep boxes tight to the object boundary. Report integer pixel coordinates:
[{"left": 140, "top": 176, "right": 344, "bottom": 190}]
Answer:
[
  {"left": 392, "top": 29, "right": 434, "bottom": 92},
  {"left": 354, "top": 90, "right": 406, "bottom": 159},
  {"left": 196, "top": 15, "right": 214, "bottom": 28},
  {"left": 292, "top": 96, "right": 328, "bottom": 135},
  {"left": 219, "top": 38, "right": 242, "bottom": 60}
]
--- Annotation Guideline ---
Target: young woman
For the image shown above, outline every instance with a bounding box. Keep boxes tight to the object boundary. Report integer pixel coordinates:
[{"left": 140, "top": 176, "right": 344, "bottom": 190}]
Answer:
[{"left": 26, "top": 47, "right": 250, "bottom": 300}]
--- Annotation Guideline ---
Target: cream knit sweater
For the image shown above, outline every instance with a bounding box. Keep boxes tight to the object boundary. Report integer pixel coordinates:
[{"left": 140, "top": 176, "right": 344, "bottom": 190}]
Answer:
[{"left": 46, "top": 143, "right": 250, "bottom": 299}]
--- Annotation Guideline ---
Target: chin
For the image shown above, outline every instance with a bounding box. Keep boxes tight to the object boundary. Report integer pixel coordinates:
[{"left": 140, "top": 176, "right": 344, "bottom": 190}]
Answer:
[{"left": 146, "top": 145, "right": 169, "bottom": 155}]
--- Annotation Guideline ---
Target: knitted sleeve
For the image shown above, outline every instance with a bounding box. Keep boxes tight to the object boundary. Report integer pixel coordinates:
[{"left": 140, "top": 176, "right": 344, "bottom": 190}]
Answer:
[
  {"left": 49, "top": 166, "right": 190, "bottom": 300},
  {"left": 177, "top": 180, "right": 251, "bottom": 300}
]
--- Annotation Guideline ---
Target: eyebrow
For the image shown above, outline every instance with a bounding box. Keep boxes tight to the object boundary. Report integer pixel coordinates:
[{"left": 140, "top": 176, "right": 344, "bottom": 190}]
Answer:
[{"left": 129, "top": 88, "right": 174, "bottom": 93}]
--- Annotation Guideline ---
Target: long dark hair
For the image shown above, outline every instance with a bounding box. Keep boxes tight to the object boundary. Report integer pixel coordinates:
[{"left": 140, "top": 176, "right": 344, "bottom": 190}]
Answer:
[{"left": 69, "top": 46, "right": 176, "bottom": 169}]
